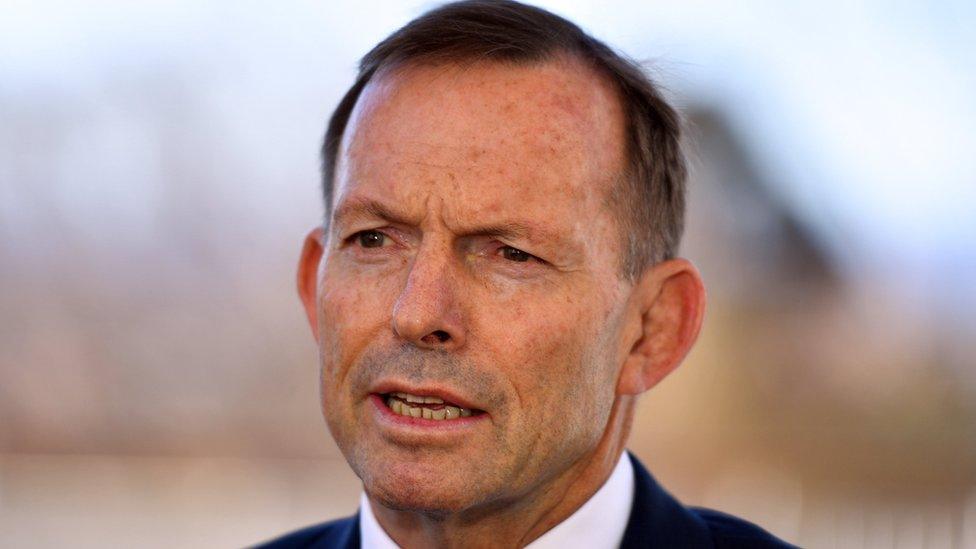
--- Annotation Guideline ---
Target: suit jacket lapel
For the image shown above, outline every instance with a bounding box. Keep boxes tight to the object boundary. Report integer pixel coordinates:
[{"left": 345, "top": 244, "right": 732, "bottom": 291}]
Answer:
[
  {"left": 620, "top": 453, "right": 713, "bottom": 549},
  {"left": 310, "top": 512, "right": 359, "bottom": 549}
]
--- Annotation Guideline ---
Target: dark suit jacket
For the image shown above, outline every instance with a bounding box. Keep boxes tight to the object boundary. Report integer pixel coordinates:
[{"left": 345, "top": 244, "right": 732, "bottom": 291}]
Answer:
[{"left": 255, "top": 453, "right": 796, "bottom": 548}]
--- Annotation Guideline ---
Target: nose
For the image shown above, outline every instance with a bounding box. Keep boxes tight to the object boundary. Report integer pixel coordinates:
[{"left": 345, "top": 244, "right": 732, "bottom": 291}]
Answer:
[{"left": 391, "top": 245, "right": 466, "bottom": 350}]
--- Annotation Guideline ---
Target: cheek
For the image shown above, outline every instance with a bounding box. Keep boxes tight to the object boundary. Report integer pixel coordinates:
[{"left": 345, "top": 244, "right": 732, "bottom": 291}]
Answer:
[
  {"left": 318, "top": 259, "right": 403, "bottom": 380},
  {"left": 479, "top": 293, "right": 619, "bottom": 464},
  {"left": 484, "top": 291, "right": 607, "bottom": 403}
]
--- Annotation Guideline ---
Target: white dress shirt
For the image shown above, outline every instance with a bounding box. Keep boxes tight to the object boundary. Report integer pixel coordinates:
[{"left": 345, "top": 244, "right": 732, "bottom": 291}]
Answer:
[{"left": 359, "top": 454, "right": 635, "bottom": 548}]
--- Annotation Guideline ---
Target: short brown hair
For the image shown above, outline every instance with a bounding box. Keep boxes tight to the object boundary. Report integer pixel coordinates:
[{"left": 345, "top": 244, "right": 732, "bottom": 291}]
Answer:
[{"left": 321, "top": 0, "right": 686, "bottom": 279}]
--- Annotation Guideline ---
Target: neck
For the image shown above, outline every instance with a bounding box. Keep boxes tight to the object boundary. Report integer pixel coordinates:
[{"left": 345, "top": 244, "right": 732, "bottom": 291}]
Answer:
[{"left": 369, "top": 395, "right": 636, "bottom": 549}]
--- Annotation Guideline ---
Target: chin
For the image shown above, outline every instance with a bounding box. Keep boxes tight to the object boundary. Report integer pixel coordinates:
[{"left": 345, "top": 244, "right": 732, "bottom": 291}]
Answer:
[
  {"left": 358, "top": 453, "right": 494, "bottom": 515},
  {"left": 370, "top": 486, "right": 468, "bottom": 517}
]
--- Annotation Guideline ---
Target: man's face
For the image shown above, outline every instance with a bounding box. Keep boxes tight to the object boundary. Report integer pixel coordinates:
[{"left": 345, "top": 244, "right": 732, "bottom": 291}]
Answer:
[{"left": 314, "top": 58, "right": 634, "bottom": 514}]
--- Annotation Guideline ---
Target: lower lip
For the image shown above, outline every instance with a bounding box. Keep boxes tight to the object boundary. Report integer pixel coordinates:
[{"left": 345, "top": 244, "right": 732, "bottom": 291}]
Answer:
[{"left": 369, "top": 394, "right": 486, "bottom": 431}]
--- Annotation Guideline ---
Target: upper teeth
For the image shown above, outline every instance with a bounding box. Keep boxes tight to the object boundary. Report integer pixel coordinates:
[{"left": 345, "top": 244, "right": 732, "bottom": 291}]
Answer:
[
  {"left": 396, "top": 392, "right": 443, "bottom": 404},
  {"left": 387, "top": 392, "right": 473, "bottom": 420}
]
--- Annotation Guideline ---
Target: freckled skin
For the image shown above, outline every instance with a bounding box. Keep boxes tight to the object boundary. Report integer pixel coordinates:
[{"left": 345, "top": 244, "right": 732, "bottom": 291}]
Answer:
[{"left": 299, "top": 57, "right": 692, "bottom": 548}]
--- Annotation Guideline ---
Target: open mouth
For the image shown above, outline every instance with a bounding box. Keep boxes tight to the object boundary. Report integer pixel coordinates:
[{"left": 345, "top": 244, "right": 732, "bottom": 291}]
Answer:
[{"left": 381, "top": 392, "right": 483, "bottom": 421}]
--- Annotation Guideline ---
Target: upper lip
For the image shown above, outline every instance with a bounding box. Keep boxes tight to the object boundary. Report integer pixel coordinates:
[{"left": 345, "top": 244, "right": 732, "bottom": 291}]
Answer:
[{"left": 370, "top": 380, "right": 483, "bottom": 412}]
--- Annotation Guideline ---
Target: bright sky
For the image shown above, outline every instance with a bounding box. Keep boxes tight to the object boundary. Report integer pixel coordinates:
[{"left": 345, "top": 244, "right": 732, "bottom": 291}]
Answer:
[{"left": 2, "top": 0, "right": 974, "bottom": 283}]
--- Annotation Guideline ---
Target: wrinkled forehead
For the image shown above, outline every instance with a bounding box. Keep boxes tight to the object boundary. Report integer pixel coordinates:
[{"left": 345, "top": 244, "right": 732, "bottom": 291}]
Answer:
[{"left": 334, "top": 57, "right": 628, "bottom": 210}]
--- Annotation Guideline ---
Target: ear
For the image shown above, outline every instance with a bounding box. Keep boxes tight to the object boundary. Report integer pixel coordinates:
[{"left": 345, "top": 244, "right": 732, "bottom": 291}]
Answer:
[
  {"left": 297, "top": 227, "right": 325, "bottom": 338},
  {"left": 616, "top": 258, "right": 706, "bottom": 395}
]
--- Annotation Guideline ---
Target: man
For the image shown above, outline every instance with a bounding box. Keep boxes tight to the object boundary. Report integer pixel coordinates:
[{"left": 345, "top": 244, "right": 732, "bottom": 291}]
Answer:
[{"left": 261, "top": 1, "right": 793, "bottom": 547}]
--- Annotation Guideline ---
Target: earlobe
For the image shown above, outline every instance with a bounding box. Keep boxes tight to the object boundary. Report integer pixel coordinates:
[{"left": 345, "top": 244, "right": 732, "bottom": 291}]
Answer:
[
  {"left": 617, "top": 259, "right": 706, "bottom": 396},
  {"left": 297, "top": 227, "right": 325, "bottom": 338}
]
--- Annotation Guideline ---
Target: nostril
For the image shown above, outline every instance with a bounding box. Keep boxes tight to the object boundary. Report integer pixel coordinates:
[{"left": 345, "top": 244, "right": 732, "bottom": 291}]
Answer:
[{"left": 424, "top": 330, "right": 450, "bottom": 344}]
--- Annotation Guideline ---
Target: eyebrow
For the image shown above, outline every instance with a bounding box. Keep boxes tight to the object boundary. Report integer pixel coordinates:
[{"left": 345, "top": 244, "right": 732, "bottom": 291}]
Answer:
[
  {"left": 332, "top": 197, "right": 415, "bottom": 230},
  {"left": 472, "top": 221, "right": 556, "bottom": 244},
  {"left": 331, "top": 197, "right": 583, "bottom": 255}
]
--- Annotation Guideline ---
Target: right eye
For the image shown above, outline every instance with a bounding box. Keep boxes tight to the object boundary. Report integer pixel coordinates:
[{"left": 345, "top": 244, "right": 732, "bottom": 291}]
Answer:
[
  {"left": 354, "top": 230, "right": 388, "bottom": 248},
  {"left": 498, "top": 245, "right": 534, "bottom": 262}
]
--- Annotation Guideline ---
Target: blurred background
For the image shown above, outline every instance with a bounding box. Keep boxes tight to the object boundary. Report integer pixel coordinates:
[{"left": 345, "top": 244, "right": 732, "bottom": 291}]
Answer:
[{"left": 1, "top": 1, "right": 974, "bottom": 547}]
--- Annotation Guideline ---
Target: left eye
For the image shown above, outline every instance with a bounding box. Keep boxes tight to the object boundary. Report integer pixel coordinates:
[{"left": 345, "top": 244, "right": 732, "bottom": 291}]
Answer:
[
  {"left": 499, "top": 246, "right": 533, "bottom": 262},
  {"left": 355, "top": 230, "right": 387, "bottom": 248}
]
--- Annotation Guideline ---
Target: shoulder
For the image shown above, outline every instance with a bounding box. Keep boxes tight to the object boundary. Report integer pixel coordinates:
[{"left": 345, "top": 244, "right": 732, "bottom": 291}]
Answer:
[
  {"left": 691, "top": 507, "right": 798, "bottom": 549},
  {"left": 251, "top": 514, "right": 359, "bottom": 549},
  {"left": 623, "top": 453, "right": 796, "bottom": 548}
]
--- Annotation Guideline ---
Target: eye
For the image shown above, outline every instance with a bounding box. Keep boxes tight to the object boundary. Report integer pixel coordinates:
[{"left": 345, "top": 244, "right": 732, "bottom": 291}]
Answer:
[
  {"left": 499, "top": 245, "right": 533, "bottom": 262},
  {"left": 355, "top": 230, "right": 388, "bottom": 248}
]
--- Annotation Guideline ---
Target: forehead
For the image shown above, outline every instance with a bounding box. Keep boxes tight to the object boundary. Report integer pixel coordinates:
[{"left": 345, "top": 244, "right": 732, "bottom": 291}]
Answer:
[{"left": 335, "top": 57, "right": 627, "bottom": 246}]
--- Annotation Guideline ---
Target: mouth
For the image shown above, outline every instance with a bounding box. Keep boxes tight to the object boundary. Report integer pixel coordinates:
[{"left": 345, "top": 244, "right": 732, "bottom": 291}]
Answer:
[{"left": 377, "top": 391, "right": 484, "bottom": 421}]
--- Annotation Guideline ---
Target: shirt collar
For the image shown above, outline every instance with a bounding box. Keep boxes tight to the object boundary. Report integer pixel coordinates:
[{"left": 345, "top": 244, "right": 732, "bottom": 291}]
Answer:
[
  {"left": 359, "top": 453, "right": 634, "bottom": 548},
  {"left": 359, "top": 491, "right": 399, "bottom": 549}
]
